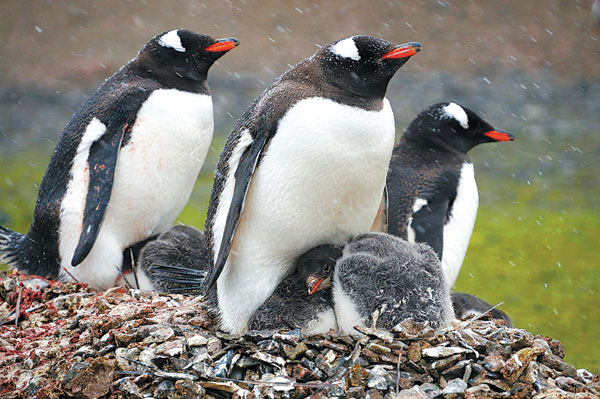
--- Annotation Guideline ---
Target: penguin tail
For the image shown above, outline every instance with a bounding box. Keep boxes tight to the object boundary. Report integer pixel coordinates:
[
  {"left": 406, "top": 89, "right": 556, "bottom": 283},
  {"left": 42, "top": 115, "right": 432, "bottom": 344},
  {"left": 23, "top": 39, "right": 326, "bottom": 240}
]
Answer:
[{"left": 0, "top": 224, "right": 25, "bottom": 269}]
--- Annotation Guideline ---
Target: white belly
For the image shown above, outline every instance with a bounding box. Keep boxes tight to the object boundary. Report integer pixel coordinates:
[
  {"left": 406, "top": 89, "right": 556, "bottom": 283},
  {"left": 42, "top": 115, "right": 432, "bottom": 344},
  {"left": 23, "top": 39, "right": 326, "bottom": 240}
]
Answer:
[
  {"left": 442, "top": 162, "right": 478, "bottom": 288},
  {"left": 217, "top": 97, "right": 395, "bottom": 333},
  {"left": 59, "top": 89, "right": 213, "bottom": 289}
]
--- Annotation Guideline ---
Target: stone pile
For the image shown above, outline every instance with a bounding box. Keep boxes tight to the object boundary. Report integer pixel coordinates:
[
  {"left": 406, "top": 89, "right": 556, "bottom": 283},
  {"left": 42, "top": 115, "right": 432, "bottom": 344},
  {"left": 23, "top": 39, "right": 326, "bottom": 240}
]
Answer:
[{"left": 0, "top": 271, "right": 598, "bottom": 398}]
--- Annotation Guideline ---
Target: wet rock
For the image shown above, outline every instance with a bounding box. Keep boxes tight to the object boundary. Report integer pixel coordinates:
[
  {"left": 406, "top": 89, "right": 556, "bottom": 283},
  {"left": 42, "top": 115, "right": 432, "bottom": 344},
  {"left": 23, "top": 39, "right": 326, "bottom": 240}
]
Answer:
[
  {"left": 368, "top": 365, "right": 390, "bottom": 390},
  {"left": 502, "top": 346, "right": 544, "bottom": 384},
  {"left": 366, "top": 388, "right": 385, "bottom": 399},
  {"left": 539, "top": 353, "right": 578, "bottom": 379},
  {"left": 554, "top": 376, "right": 586, "bottom": 393},
  {"left": 349, "top": 363, "right": 370, "bottom": 386},
  {"left": 395, "top": 385, "right": 429, "bottom": 398},
  {"left": 114, "top": 377, "right": 144, "bottom": 399},
  {"left": 168, "top": 379, "right": 205, "bottom": 398},
  {"left": 441, "top": 378, "right": 467, "bottom": 398},
  {"left": 154, "top": 379, "right": 175, "bottom": 399},
  {"left": 346, "top": 386, "right": 367, "bottom": 398},
  {"left": 187, "top": 333, "right": 208, "bottom": 347},
  {"left": 423, "top": 346, "right": 470, "bottom": 359},
  {"left": 63, "top": 358, "right": 116, "bottom": 399}
]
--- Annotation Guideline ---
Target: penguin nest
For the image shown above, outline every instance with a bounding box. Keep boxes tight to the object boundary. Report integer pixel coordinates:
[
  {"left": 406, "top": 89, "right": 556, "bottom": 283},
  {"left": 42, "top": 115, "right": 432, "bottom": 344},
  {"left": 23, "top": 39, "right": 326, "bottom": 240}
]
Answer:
[{"left": 0, "top": 270, "right": 598, "bottom": 399}]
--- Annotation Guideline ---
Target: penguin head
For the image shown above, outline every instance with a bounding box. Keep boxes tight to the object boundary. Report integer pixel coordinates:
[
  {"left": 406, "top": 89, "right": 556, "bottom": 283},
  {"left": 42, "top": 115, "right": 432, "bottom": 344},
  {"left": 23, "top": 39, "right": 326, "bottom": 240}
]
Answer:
[
  {"left": 136, "top": 30, "right": 239, "bottom": 89},
  {"left": 318, "top": 36, "right": 421, "bottom": 99},
  {"left": 297, "top": 244, "right": 343, "bottom": 295},
  {"left": 404, "top": 102, "right": 515, "bottom": 153}
]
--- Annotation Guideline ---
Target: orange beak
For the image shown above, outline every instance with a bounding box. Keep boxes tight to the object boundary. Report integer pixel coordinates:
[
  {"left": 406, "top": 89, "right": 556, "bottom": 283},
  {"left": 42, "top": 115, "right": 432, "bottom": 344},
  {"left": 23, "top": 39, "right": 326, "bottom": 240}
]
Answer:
[
  {"left": 483, "top": 130, "right": 515, "bottom": 142},
  {"left": 381, "top": 42, "right": 422, "bottom": 59},
  {"left": 205, "top": 37, "right": 240, "bottom": 52},
  {"left": 307, "top": 277, "right": 324, "bottom": 295}
]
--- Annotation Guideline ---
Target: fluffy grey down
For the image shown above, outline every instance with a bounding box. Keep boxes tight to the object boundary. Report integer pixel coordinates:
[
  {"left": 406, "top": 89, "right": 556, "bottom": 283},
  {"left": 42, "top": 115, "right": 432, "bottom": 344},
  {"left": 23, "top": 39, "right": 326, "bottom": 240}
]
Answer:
[
  {"left": 334, "top": 232, "right": 453, "bottom": 330},
  {"left": 138, "top": 225, "right": 210, "bottom": 294}
]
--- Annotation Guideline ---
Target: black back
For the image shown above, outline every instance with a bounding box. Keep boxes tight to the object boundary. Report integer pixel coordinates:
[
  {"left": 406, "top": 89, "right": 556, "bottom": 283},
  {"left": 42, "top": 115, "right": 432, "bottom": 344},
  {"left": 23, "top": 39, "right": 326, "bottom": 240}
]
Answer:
[{"left": 387, "top": 103, "right": 502, "bottom": 240}]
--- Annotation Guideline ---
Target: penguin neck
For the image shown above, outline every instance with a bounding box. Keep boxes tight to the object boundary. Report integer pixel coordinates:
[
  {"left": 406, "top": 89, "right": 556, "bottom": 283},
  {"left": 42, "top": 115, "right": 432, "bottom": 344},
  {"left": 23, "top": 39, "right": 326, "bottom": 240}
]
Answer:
[
  {"left": 282, "top": 59, "right": 386, "bottom": 112},
  {"left": 129, "top": 62, "right": 211, "bottom": 94}
]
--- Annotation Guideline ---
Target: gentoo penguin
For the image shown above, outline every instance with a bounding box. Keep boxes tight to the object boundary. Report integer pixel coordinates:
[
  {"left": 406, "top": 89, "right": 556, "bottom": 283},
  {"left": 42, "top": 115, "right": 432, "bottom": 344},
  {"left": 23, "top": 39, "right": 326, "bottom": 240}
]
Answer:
[
  {"left": 333, "top": 233, "right": 453, "bottom": 332},
  {"left": 248, "top": 244, "right": 343, "bottom": 332},
  {"left": 451, "top": 291, "right": 513, "bottom": 327},
  {"left": 204, "top": 35, "right": 421, "bottom": 333},
  {"left": 386, "top": 103, "right": 514, "bottom": 288},
  {"left": 135, "top": 225, "right": 210, "bottom": 294},
  {"left": 0, "top": 30, "right": 239, "bottom": 290}
]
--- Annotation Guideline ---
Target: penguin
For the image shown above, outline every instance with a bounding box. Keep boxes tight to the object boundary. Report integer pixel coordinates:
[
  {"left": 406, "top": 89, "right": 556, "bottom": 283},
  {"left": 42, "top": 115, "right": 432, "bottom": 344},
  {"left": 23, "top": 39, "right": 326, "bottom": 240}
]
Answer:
[
  {"left": 386, "top": 103, "right": 514, "bottom": 289},
  {"left": 135, "top": 224, "right": 211, "bottom": 294},
  {"left": 248, "top": 244, "right": 343, "bottom": 333},
  {"left": 451, "top": 291, "right": 513, "bottom": 327},
  {"left": 203, "top": 35, "right": 421, "bottom": 333},
  {"left": 333, "top": 233, "right": 453, "bottom": 333},
  {"left": 0, "top": 30, "right": 239, "bottom": 290}
]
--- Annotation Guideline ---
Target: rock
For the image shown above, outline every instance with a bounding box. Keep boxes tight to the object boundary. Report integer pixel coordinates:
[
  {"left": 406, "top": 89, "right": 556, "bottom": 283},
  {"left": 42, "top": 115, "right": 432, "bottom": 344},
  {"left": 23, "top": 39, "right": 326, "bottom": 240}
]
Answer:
[
  {"left": 441, "top": 378, "right": 467, "bottom": 398},
  {"left": 368, "top": 365, "right": 390, "bottom": 390},
  {"left": 423, "top": 347, "right": 470, "bottom": 358},
  {"left": 395, "top": 385, "right": 429, "bottom": 399}
]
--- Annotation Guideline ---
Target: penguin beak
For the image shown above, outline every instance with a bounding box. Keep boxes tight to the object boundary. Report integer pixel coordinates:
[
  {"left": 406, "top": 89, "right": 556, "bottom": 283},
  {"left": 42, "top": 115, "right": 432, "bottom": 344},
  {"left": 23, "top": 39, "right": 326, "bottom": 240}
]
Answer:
[
  {"left": 306, "top": 276, "right": 324, "bottom": 295},
  {"left": 381, "top": 42, "right": 422, "bottom": 59},
  {"left": 483, "top": 130, "right": 515, "bottom": 142},
  {"left": 205, "top": 38, "right": 240, "bottom": 52}
]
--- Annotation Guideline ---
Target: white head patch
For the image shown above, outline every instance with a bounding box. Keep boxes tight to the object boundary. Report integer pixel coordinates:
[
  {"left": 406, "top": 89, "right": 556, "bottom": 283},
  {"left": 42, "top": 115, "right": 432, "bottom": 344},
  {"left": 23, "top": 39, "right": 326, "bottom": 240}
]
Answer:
[
  {"left": 332, "top": 37, "right": 361, "bottom": 61},
  {"left": 443, "top": 103, "right": 469, "bottom": 129},
  {"left": 158, "top": 30, "right": 186, "bottom": 52}
]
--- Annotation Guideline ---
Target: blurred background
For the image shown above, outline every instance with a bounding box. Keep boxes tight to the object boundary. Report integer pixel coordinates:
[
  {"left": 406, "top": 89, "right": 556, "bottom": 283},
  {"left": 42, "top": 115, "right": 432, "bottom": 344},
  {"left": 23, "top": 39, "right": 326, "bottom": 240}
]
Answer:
[{"left": 0, "top": 0, "right": 598, "bottom": 372}]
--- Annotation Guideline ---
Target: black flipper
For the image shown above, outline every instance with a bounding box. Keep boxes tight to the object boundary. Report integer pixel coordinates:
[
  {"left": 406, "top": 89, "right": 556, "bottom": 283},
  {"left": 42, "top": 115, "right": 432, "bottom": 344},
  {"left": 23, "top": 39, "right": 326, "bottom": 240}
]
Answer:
[
  {"left": 410, "top": 199, "right": 449, "bottom": 260},
  {"left": 205, "top": 115, "right": 269, "bottom": 290},
  {"left": 71, "top": 122, "right": 132, "bottom": 266}
]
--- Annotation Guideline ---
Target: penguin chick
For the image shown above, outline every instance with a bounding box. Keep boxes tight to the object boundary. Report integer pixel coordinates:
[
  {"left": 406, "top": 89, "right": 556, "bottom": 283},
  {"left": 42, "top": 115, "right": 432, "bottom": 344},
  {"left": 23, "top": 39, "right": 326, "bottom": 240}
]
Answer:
[
  {"left": 0, "top": 30, "right": 238, "bottom": 290},
  {"left": 387, "top": 102, "right": 514, "bottom": 288},
  {"left": 451, "top": 291, "right": 513, "bottom": 327},
  {"left": 248, "top": 244, "right": 343, "bottom": 333},
  {"left": 135, "top": 225, "right": 210, "bottom": 294},
  {"left": 333, "top": 232, "right": 453, "bottom": 333}
]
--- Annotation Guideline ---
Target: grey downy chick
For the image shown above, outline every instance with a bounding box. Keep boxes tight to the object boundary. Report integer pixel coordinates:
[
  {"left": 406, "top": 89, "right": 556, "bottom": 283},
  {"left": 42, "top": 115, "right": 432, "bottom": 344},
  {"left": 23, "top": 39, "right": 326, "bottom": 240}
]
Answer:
[
  {"left": 136, "top": 225, "right": 210, "bottom": 294},
  {"left": 333, "top": 232, "right": 453, "bottom": 333},
  {"left": 248, "top": 244, "right": 343, "bottom": 333}
]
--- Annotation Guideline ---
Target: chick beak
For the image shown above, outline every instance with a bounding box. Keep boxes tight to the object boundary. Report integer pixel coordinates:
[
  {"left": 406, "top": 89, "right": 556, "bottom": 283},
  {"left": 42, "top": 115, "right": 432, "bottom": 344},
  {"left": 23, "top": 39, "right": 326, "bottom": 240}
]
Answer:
[{"left": 307, "top": 277, "right": 324, "bottom": 295}]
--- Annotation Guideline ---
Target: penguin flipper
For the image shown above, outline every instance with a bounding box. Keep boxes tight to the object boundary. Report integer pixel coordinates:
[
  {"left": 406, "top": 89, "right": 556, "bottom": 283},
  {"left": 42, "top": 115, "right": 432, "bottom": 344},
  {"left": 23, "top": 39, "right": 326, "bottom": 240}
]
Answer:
[
  {"left": 410, "top": 199, "right": 449, "bottom": 259},
  {"left": 71, "top": 122, "right": 132, "bottom": 266},
  {"left": 205, "top": 117, "right": 269, "bottom": 290}
]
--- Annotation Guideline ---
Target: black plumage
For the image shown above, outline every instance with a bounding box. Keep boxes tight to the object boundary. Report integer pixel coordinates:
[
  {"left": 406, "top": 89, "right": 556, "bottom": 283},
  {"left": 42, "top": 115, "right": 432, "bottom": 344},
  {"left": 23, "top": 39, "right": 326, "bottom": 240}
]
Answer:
[{"left": 387, "top": 103, "right": 514, "bottom": 287}]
